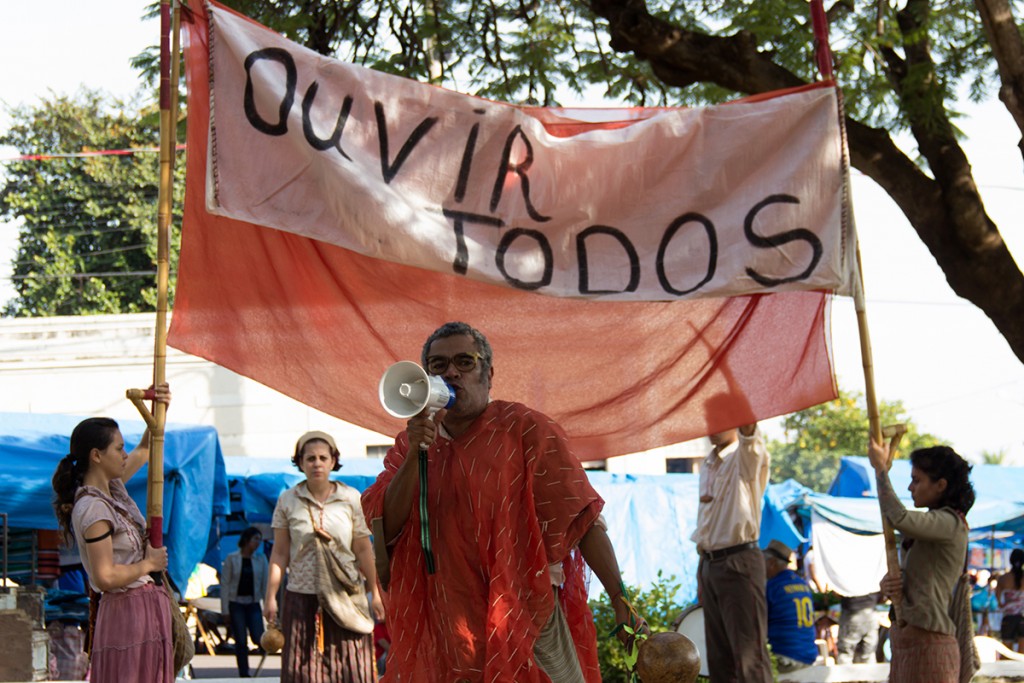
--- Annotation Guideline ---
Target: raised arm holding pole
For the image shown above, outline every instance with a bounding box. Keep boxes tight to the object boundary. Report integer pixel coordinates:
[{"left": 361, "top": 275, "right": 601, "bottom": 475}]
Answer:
[
  {"left": 127, "top": 0, "right": 181, "bottom": 564},
  {"left": 852, "top": 242, "right": 906, "bottom": 621}
]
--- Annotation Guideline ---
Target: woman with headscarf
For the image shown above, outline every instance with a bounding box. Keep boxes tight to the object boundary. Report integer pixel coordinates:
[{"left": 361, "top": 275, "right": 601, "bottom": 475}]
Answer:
[{"left": 263, "top": 431, "right": 385, "bottom": 682}]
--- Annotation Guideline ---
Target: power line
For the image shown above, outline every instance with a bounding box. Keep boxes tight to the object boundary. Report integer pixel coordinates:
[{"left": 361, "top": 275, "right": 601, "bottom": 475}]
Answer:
[
  {"left": 3, "top": 192, "right": 167, "bottom": 214},
  {"left": 835, "top": 297, "right": 975, "bottom": 308},
  {"left": 8, "top": 270, "right": 164, "bottom": 281},
  {"left": 977, "top": 184, "right": 1024, "bottom": 192},
  {"left": 0, "top": 145, "right": 184, "bottom": 163},
  {"left": 862, "top": 298, "right": 973, "bottom": 307},
  {"left": 8, "top": 240, "right": 156, "bottom": 267},
  {"left": 68, "top": 244, "right": 149, "bottom": 259},
  {"left": 2, "top": 202, "right": 172, "bottom": 234},
  {"left": 849, "top": 168, "right": 1024, "bottom": 193},
  {"left": 909, "top": 378, "right": 1024, "bottom": 411},
  {"left": 12, "top": 225, "right": 160, "bottom": 244}
]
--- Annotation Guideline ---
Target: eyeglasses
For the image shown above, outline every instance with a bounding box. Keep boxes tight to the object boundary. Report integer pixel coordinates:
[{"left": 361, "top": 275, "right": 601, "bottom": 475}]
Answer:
[{"left": 425, "top": 352, "right": 483, "bottom": 375}]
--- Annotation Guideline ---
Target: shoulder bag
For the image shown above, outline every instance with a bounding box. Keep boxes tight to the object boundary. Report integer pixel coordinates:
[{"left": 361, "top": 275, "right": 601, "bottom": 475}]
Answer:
[
  {"left": 162, "top": 573, "right": 196, "bottom": 674},
  {"left": 305, "top": 502, "right": 374, "bottom": 634}
]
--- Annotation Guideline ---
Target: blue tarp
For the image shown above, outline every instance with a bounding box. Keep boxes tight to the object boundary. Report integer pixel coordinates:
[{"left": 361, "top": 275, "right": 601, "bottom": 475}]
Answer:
[
  {"left": 805, "top": 491, "right": 1024, "bottom": 535},
  {"left": 217, "top": 460, "right": 803, "bottom": 604},
  {"left": 223, "top": 457, "right": 387, "bottom": 524},
  {"left": 826, "top": 456, "right": 876, "bottom": 498},
  {"left": 825, "top": 456, "right": 1024, "bottom": 533},
  {"left": 0, "top": 412, "right": 229, "bottom": 591},
  {"left": 204, "top": 457, "right": 397, "bottom": 570}
]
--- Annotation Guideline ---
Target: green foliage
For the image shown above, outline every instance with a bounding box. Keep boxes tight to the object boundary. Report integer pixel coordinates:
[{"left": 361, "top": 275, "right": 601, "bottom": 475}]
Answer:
[
  {"left": 769, "top": 388, "right": 949, "bottom": 491},
  {"left": 0, "top": 91, "right": 183, "bottom": 316},
  {"left": 701, "top": 0, "right": 987, "bottom": 130},
  {"left": 589, "top": 571, "right": 690, "bottom": 682},
  {"left": 980, "top": 449, "right": 1008, "bottom": 465},
  {"left": 177, "top": 0, "right": 1001, "bottom": 134}
]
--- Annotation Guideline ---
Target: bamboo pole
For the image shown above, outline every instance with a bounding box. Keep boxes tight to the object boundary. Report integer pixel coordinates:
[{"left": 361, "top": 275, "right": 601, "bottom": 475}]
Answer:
[
  {"left": 129, "top": 0, "right": 181, "bottom": 556},
  {"left": 811, "top": 0, "right": 903, "bottom": 623},
  {"left": 853, "top": 244, "right": 904, "bottom": 622}
]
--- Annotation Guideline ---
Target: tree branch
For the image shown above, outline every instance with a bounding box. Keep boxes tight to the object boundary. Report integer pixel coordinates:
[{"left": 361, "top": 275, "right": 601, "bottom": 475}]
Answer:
[
  {"left": 589, "top": 0, "right": 804, "bottom": 92},
  {"left": 588, "top": 0, "right": 1024, "bottom": 364},
  {"left": 892, "top": 0, "right": 999, "bottom": 251},
  {"left": 975, "top": 0, "right": 1024, "bottom": 161}
]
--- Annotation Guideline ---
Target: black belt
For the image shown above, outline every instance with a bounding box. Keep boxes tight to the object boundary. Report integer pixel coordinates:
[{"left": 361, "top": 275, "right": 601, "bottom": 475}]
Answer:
[{"left": 702, "top": 541, "right": 758, "bottom": 561}]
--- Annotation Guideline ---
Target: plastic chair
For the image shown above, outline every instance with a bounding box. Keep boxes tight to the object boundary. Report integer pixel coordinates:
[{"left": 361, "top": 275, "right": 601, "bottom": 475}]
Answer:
[{"left": 974, "top": 635, "right": 1024, "bottom": 663}]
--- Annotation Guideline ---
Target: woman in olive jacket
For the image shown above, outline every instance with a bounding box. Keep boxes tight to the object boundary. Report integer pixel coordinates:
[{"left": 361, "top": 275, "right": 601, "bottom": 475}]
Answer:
[{"left": 868, "top": 439, "right": 975, "bottom": 683}]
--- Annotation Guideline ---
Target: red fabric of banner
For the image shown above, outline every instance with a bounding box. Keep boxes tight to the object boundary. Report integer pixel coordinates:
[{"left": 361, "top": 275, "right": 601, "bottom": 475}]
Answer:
[{"left": 170, "top": 1, "right": 838, "bottom": 460}]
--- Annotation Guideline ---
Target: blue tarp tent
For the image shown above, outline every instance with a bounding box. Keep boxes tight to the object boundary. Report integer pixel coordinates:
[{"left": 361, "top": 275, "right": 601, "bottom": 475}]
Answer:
[
  {"left": 826, "top": 456, "right": 1024, "bottom": 533},
  {"left": 770, "top": 458, "right": 1024, "bottom": 584},
  {"left": 223, "top": 457, "right": 387, "bottom": 524},
  {"left": 586, "top": 473, "right": 805, "bottom": 603},
  {"left": 217, "top": 460, "right": 803, "bottom": 604},
  {"left": 204, "top": 457, "right": 396, "bottom": 569},
  {"left": 0, "top": 412, "right": 229, "bottom": 591}
]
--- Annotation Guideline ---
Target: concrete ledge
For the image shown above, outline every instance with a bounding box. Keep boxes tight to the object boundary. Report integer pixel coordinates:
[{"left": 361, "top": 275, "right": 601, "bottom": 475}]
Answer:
[
  {"left": 779, "top": 661, "right": 1024, "bottom": 682},
  {"left": 25, "top": 657, "right": 1024, "bottom": 682},
  {"left": 779, "top": 663, "right": 889, "bottom": 682}
]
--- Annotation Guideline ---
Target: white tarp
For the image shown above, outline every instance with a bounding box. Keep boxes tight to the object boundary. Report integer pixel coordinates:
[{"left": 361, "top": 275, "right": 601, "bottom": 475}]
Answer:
[{"left": 811, "top": 509, "right": 887, "bottom": 597}]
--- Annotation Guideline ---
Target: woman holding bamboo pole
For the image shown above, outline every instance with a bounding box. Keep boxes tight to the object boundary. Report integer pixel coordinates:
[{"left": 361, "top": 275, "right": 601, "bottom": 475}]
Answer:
[
  {"left": 868, "top": 438, "right": 975, "bottom": 683},
  {"left": 51, "top": 384, "right": 173, "bottom": 682}
]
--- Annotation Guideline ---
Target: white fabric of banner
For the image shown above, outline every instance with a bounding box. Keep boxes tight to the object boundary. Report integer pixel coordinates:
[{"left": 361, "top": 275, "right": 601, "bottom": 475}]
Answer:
[
  {"left": 204, "top": 4, "right": 855, "bottom": 301},
  {"left": 810, "top": 509, "right": 887, "bottom": 597}
]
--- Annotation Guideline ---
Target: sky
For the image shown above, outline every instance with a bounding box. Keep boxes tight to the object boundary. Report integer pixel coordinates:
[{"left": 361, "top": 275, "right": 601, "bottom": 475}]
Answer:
[{"left": 2, "top": 0, "right": 1023, "bottom": 464}]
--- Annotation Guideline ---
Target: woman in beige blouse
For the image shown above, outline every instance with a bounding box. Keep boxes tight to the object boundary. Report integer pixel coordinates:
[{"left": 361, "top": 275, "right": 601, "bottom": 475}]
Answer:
[{"left": 264, "top": 431, "right": 384, "bottom": 682}]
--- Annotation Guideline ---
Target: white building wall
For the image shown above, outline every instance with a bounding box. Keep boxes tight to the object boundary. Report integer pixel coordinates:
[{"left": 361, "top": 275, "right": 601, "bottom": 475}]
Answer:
[
  {"left": 0, "top": 314, "right": 390, "bottom": 459},
  {"left": 0, "top": 314, "right": 708, "bottom": 468}
]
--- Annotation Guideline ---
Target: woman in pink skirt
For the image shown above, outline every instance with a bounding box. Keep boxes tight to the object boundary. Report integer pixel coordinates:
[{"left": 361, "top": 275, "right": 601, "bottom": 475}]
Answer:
[
  {"left": 868, "top": 439, "right": 976, "bottom": 683},
  {"left": 51, "top": 384, "right": 173, "bottom": 682}
]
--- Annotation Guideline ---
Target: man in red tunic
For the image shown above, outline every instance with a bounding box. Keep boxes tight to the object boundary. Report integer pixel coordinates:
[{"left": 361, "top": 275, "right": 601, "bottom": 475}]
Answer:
[{"left": 362, "top": 321, "right": 641, "bottom": 682}]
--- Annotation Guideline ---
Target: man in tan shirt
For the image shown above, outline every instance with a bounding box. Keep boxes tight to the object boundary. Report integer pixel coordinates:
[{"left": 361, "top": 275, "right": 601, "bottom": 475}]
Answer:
[{"left": 692, "top": 421, "right": 772, "bottom": 683}]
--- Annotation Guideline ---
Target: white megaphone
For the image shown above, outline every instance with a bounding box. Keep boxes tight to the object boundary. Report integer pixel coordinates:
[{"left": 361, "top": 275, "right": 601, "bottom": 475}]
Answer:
[{"left": 379, "top": 361, "right": 455, "bottom": 419}]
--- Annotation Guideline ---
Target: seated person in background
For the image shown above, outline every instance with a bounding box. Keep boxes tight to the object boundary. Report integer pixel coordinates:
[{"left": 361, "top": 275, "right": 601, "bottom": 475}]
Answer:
[
  {"left": 764, "top": 540, "right": 820, "bottom": 672},
  {"left": 835, "top": 592, "right": 880, "bottom": 664},
  {"left": 57, "top": 541, "right": 88, "bottom": 595}
]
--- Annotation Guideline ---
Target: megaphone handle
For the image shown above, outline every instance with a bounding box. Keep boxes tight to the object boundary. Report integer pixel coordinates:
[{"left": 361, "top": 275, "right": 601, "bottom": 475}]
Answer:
[{"left": 418, "top": 446, "right": 437, "bottom": 574}]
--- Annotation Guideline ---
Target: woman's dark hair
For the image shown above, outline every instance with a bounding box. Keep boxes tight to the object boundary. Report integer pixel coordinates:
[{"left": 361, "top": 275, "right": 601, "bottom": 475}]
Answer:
[
  {"left": 238, "top": 526, "right": 263, "bottom": 549},
  {"left": 910, "top": 445, "right": 975, "bottom": 514},
  {"left": 52, "top": 417, "right": 120, "bottom": 542},
  {"left": 1011, "top": 548, "right": 1024, "bottom": 590}
]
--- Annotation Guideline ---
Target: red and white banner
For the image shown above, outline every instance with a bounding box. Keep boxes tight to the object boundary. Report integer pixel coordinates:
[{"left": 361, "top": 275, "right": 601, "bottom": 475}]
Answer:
[
  {"left": 170, "top": 1, "right": 841, "bottom": 459},
  {"left": 204, "top": 4, "right": 854, "bottom": 301}
]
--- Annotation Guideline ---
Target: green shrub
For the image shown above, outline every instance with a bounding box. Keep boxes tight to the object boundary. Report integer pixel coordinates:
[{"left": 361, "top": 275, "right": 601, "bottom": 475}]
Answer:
[
  {"left": 588, "top": 571, "right": 694, "bottom": 682},
  {"left": 589, "top": 571, "right": 781, "bottom": 682}
]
